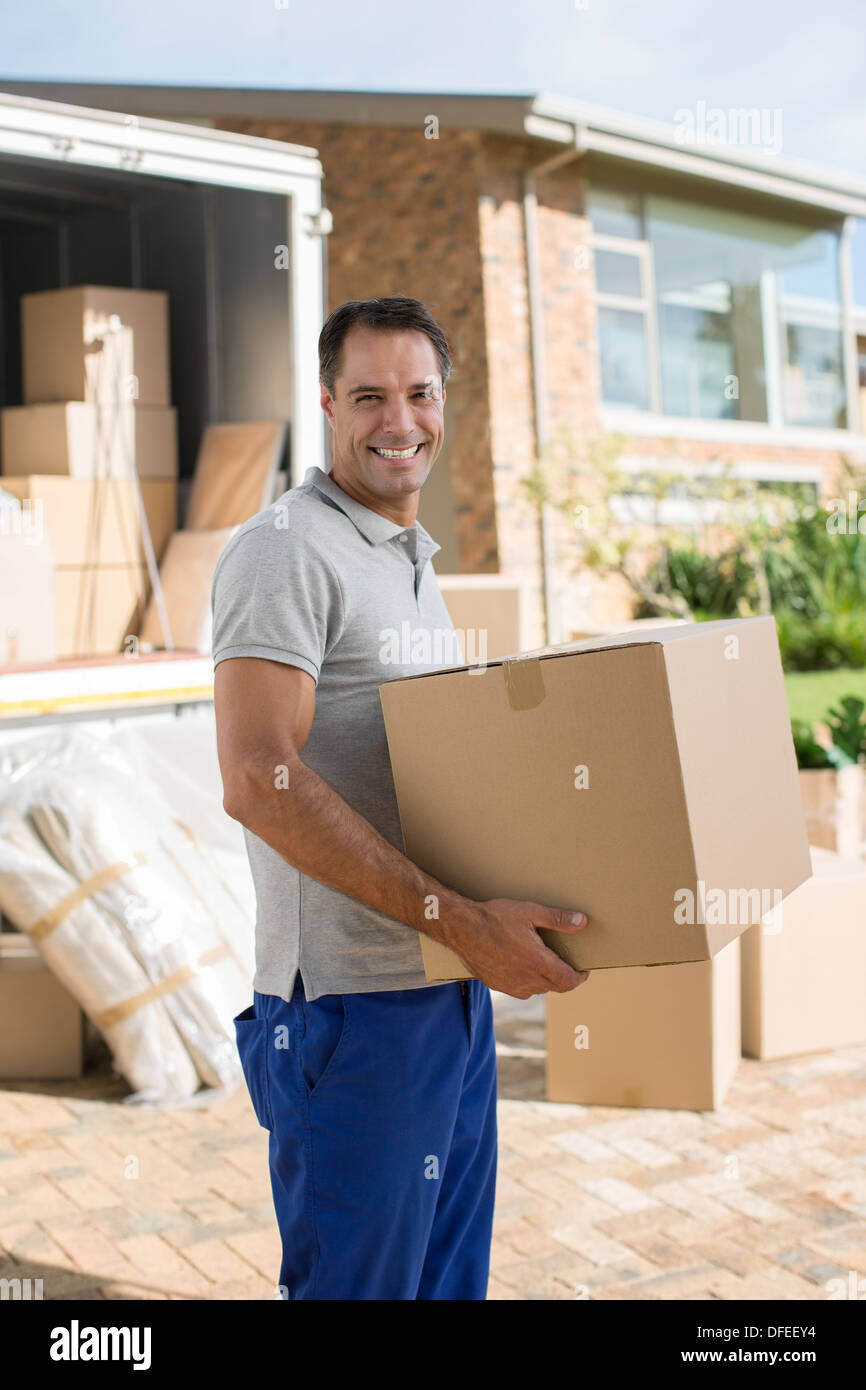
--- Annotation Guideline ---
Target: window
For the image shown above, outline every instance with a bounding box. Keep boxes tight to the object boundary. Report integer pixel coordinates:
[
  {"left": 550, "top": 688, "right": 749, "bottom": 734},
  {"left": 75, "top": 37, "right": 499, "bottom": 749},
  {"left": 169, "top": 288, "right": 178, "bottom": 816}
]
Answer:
[
  {"left": 592, "top": 238, "right": 655, "bottom": 410},
  {"left": 646, "top": 197, "right": 766, "bottom": 423},
  {"left": 588, "top": 191, "right": 658, "bottom": 412},
  {"left": 777, "top": 229, "right": 846, "bottom": 428},
  {"left": 586, "top": 187, "right": 643, "bottom": 241},
  {"left": 848, "top": 220, "right": 866, "bottom": 431},
  {"left": 851, "top": 218, "right": 866, "bottom": 308},
  {"left": 588, "top": 185, "right": 852, "bottom": 431},
  {"left": 608, "top": 456, "right": 822, "bottom": 527},
  {"left": 597, "top": 306, "right": 651, "bottom": 410}
]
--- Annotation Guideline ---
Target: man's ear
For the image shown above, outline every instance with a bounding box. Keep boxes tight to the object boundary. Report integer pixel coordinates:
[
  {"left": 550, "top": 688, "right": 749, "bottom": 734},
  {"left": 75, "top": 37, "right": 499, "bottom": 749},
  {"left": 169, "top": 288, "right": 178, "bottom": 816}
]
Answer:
[{"left": 320, "top": 384, "right": 336, "bottom": 428}]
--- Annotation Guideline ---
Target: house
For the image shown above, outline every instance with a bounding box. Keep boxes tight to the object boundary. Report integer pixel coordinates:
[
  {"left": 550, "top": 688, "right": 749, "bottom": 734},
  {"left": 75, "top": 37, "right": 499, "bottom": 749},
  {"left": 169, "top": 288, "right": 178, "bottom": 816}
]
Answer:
[{"left": 5, "top": 83, "right": 866, "bottom": 646}]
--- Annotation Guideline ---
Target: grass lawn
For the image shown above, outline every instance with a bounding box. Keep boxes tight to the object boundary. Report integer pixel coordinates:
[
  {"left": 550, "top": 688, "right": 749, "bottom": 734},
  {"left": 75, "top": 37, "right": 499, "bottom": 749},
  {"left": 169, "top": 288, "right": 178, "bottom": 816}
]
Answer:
[{"left": 784, "top": 668, "right": 866, "bottom": 725}]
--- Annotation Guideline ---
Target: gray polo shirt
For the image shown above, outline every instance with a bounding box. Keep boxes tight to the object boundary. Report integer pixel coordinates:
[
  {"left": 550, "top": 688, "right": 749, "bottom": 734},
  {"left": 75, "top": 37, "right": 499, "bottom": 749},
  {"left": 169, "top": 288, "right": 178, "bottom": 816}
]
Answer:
[{"left": 210, "top": 464, "right": 461, "bottom": 1001}]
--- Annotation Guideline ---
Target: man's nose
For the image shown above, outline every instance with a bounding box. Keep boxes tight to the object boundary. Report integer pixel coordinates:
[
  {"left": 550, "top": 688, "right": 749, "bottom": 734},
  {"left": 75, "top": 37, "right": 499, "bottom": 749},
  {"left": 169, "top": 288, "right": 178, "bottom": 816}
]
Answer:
[{"left": 380, "top": 399, "right": 416, "bottom": 435}]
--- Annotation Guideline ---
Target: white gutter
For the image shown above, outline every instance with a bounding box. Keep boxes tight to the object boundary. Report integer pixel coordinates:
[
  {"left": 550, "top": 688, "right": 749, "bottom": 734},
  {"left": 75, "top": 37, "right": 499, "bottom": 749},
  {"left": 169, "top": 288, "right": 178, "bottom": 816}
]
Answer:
[
  {"left": 530, "top": 93, "right": 866, "bottom": 216},
  {"left": 523, "top": 128, "right": 587, "bottom": 645},
  {"left": 578, "top": 128, "right": 866, "bottom": 220}
]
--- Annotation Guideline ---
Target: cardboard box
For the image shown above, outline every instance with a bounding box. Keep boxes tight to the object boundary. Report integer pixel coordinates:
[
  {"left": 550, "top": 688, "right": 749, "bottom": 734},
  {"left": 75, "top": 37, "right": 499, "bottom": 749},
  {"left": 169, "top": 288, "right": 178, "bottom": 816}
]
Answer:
[
  {"left": 379, "top": 616, "right": 811, "bottom": 978},
  {"left": 437, "top": 574, "right": 526, "bottom": 663},
  {"left": 185, "top": 422, "right": 285, "bottom": 529},
  {"left": 1, "top": 402, "right": 177, "bottom": 479},
  {"left": 546, "top": 938, "right": 741, "bottom": 1111},
  {"left": 54, "top": 564, "right": 150, "bottom": 658},
  {"left": 741, "top": 846, "right": 866, "bottom": 1059},
  {"left": 139, "top": 528, "right": 237, "bottom": 652},
  {"left": 0, "top": 525, "right": 57, "bottom": 664},
  {"left": 0, "top": 475, "right": 176, "bottom": 566},
  {"left": 798, "top": 766, "right": 865, "bottom": 860},
  {"left": 22, "top": 285, "right": 170, "bottom": 407},
  {"left": 0, "top": 932, "right": 84, "bottom": 1079}
]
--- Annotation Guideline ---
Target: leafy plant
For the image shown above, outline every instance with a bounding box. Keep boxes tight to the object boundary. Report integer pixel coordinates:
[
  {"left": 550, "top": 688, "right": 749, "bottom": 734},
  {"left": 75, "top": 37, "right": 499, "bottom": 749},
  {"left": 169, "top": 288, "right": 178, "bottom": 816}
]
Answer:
[
  {"left": 635, "top": 543, "right": 755, "bottom": 620},
  {"left": 825, "top": 696, "right": 866, "bottom": 763},
  {"left": 775, "top": 611, "right": 866, "bottom": 672},
  {"left": 792, "top": 695, "right": 866, "bottom": 769},
  {"left": 522, "top": 436, "right": 866, "bottom": 674},
  {"left": 791, "top": 720, "right": 842, "bottom": 769}
]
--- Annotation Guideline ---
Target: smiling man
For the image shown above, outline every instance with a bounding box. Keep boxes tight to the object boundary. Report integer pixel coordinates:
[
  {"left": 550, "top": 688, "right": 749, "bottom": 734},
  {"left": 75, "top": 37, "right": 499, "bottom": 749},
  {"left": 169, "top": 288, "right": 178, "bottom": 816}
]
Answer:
[{"left": 211, "top": 295, "right": 590, "bottom": 1301}]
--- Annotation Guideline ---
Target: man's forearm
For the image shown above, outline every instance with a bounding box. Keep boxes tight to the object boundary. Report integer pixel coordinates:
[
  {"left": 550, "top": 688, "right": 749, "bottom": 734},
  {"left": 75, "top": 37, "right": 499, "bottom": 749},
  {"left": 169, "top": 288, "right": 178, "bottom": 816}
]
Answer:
[{"left": 227, "top": 757, "right": 478, "bottom": 949}]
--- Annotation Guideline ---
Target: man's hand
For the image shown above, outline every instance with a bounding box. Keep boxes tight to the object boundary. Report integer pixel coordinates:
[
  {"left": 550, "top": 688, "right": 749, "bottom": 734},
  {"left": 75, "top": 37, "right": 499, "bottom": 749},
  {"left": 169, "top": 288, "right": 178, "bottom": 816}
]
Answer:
[{"left": 444, "top": 900, "right": 591, "bottom": 999}]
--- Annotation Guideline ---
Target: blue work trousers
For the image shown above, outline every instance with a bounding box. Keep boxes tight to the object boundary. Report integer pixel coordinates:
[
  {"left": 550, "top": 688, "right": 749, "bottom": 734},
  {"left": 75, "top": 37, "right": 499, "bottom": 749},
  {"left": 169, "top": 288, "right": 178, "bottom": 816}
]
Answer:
[{"left": 233, "top": 973, "right": 498, "bottom": 1300}]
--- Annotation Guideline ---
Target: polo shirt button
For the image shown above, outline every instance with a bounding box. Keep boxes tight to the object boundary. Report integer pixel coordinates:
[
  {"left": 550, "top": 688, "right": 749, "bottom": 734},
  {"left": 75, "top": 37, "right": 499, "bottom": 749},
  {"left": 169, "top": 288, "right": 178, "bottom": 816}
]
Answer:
[{"left": 398, "top": 534, "right": 408, "bottom": 543}]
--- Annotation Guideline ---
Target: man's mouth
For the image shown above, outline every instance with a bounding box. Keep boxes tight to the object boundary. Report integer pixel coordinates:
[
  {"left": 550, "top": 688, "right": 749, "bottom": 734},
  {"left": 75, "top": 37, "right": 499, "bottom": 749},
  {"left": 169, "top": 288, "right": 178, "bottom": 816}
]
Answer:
[{"left": 369, "top": 443, "right": 424, "bottom": 459}]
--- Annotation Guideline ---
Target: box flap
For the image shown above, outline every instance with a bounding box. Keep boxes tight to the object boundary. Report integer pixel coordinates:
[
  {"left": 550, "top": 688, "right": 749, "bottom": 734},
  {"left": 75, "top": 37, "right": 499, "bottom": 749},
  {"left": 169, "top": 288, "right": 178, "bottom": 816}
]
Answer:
[{"left": 379, "top": 615, "right": 775, "bottom": 686}]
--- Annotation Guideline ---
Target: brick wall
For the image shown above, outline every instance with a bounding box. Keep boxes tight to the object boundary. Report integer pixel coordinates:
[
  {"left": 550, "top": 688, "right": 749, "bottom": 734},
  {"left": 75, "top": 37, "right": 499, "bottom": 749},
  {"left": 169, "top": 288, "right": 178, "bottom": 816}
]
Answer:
[
  {"left": 476, "top": 135, "right": 546, "bottom": 644},
  {"left": 214, "top": 115, "right": 499, "bottom": 575}
]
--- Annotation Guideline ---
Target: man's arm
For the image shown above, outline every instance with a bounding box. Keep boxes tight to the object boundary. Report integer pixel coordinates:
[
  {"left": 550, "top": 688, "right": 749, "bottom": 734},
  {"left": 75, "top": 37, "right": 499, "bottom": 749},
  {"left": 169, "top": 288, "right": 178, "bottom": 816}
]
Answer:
[{"left": 214, "top": 656, "right": 590, "bottom": 999}]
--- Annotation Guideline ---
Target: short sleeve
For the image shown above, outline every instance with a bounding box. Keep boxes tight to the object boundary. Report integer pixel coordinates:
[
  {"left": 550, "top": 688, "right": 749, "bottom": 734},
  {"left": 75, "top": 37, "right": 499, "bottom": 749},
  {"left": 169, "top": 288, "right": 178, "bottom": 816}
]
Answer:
[{"left": 210, "top": 514, "right": 345, "bottom": 684}]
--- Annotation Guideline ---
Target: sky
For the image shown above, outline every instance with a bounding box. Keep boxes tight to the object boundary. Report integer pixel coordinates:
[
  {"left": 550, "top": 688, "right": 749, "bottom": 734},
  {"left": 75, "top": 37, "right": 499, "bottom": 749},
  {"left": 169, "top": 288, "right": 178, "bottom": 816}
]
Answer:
[{"left": 0, "top": 0, "right": 865, "bottom": 179}]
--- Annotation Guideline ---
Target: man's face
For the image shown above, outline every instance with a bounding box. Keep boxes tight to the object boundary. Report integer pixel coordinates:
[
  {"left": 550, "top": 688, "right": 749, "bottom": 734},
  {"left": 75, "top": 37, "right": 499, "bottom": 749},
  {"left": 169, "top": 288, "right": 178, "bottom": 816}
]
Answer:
[{"left": 320, "top": 325, "right": 446, "bottom": 505}]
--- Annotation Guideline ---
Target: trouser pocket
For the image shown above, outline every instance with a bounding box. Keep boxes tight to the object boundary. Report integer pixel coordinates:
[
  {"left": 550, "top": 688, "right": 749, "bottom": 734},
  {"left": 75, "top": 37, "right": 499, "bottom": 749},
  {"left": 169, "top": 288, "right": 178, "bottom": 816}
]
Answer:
[
  {"left": 297, "top": 992, "right": 351, "bottom": 1100},
  {"left": 233, "top": 1003, "right": 274, "bottom": 1130}
]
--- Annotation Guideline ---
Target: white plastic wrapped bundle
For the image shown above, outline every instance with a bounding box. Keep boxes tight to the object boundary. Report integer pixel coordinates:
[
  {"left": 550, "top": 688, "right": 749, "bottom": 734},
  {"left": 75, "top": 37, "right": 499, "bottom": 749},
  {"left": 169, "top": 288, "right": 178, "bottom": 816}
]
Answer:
[
  {"left": 0, "top": 728, "right": 255, "bottom": 1100},
  {"left": 155, "top": 816, "right": 256, "bottom": 988},
  {"left": 0, "top": 807, "right": 200, "bottom": 1103}
]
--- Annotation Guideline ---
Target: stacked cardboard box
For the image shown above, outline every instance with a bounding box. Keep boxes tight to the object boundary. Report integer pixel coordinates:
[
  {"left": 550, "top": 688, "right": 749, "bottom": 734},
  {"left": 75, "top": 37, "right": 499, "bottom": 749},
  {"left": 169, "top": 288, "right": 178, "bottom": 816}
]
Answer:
[
  {"left": 0, "top": 510, "right": 57, "bottom": 663},
  {"left": 0, "top": 931, "right": 84, "bottom": 1079},
  {"left": 138, "top": 421, "right": 286, "bottom": 653},
  {"left": 1, "top": 399, "right": 177, "bottom": 480},
  {"left": 798, "top": 765, "right": 865, "bottom": 861},
  {"left": 437, "top": 575, "right": 526, "bottom": 663},
  {"left": 546, "top": 939, "right": 741, "bottom": 1111},
  {"left": 0, "top": 286, "right": 178, "bottom": 659},
  {"left": 741, "top": 845, "right": 866, "bottom": 1059}
]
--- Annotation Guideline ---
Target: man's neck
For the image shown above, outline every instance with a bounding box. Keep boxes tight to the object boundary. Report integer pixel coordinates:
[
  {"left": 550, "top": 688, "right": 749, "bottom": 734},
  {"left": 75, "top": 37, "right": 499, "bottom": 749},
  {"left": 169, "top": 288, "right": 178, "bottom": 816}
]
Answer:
[{"left": 329, "top": 465, "right": 418, "bottom": 528}]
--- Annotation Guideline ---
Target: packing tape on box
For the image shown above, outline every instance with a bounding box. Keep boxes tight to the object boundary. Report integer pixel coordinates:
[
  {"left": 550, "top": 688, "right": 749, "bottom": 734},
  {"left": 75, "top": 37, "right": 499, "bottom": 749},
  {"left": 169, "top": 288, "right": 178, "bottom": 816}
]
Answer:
[
  {"left": 27, "top": 852, "right": 148, "bottom": 942},
  {"left": 93, "top": 944, "right": 232, "bottom": 1028},
  {"left": 502, "top": 654, "right": 546, "bottom": 711}
]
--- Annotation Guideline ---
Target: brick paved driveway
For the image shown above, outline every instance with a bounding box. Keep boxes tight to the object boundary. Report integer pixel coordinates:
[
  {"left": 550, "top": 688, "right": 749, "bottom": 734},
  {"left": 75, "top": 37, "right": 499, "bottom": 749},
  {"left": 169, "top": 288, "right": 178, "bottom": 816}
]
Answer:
[{"left": 2, "top": 994, "right": 865, "bottom": 1300}]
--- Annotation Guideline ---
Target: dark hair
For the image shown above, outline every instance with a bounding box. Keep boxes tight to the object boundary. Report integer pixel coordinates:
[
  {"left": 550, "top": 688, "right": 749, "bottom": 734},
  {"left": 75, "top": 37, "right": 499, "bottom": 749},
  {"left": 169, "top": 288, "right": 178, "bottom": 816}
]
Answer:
[{"left": 318, "top": 296, "right": 452, "bottom": 396}]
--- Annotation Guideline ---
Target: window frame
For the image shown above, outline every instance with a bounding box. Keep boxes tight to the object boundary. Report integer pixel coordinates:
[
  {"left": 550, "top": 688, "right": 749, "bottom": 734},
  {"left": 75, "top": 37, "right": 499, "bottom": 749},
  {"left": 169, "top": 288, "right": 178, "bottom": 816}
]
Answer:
[
  {"left": 588, "top": 186, "right": 866, "bottom": 437},
  {"left": 592, "top": 232, "right": 662, "bottom": 413}
]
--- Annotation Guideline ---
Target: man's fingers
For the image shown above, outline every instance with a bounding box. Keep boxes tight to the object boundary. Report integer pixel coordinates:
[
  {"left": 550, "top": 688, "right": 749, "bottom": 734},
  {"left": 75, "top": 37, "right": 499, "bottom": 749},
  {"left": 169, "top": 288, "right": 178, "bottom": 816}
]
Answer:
[
  {"left": 538, "top": 907, "right": 590, "bottom": 934},
  {"left": 543, "top": 952, "right": 586, "bottom": 991}
]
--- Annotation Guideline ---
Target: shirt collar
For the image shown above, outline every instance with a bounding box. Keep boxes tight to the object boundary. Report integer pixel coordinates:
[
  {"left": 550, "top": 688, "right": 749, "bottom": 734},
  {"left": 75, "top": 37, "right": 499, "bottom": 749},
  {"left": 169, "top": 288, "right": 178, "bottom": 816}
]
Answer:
[{"left": 304, "top": 466, "right": 440, "bottom": 557}]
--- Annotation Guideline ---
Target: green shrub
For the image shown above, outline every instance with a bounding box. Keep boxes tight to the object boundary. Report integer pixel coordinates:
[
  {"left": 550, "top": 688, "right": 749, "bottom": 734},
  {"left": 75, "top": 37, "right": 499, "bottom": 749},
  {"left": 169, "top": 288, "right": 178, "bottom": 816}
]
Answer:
[
  {"left": 791, "top": 720, "right": 837, "bottom": 769},
  {"left": 826, "top": 696, "right": 866, "bottom": 762},
  {"left": 775, "top": 610, "right": 866, "bottom": 672},
  {"left": 633, "top": 492, "right": 866, "bottom": 674},
  {"left": 764, "top": 510, "right": 866, "bottom": 620},
  {"left": 635, "top": 543, "right": 754, "bottom": 619}
]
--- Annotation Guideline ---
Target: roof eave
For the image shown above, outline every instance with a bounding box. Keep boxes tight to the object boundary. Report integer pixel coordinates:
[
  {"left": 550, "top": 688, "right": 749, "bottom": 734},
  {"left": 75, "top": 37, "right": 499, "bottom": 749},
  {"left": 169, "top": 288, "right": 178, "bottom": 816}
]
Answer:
[{"left": 530, "top": 94, "right": 866, "bottom": 218}]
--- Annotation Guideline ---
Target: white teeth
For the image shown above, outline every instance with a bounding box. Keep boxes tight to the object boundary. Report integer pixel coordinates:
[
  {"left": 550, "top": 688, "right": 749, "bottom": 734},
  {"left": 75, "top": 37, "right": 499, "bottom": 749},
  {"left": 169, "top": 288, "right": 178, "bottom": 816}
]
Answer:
[{"left": 372, "top": 444, "right": 421, "bottom": 458}]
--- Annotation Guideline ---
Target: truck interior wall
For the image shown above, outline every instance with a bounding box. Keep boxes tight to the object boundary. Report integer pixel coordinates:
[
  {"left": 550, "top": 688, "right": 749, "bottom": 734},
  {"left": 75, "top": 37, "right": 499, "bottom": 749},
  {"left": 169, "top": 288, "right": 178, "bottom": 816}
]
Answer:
[
  {"left": 135, "top": 181, "right": 212, "bottom": 487},
  {"left": 0, "top": 153, "right": 293, "bottom": 508}
]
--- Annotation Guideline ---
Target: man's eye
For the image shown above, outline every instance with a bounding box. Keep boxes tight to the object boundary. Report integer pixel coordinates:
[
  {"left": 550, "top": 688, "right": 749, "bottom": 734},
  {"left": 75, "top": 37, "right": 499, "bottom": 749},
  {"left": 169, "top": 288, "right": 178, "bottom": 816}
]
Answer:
[{"left": 357, "top": 392, "right": 436, "bottom": 402}]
